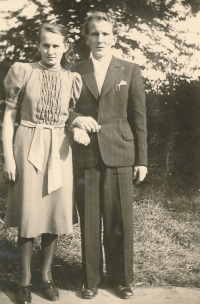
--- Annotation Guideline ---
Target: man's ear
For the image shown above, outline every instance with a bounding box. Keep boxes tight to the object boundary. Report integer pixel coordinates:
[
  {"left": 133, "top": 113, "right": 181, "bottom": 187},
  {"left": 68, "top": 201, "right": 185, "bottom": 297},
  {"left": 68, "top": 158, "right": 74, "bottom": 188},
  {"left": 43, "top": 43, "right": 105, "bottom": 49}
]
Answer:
[
  {"left": 86, "top": 35, "right": 89, "bottom": 45},
  {"left": 112, "top": 35, "right": 117, "bottom": 47},
  {"left": 36, "top": 43, "right": 40, "bottom": 52}
]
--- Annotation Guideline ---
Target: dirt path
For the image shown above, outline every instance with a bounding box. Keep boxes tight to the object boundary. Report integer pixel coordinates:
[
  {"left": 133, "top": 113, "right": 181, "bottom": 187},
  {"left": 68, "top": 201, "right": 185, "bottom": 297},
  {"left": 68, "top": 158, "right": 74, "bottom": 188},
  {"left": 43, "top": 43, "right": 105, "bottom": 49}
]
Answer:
[{"left": 1, "top": 287, "right": 200, "bottom": 304}]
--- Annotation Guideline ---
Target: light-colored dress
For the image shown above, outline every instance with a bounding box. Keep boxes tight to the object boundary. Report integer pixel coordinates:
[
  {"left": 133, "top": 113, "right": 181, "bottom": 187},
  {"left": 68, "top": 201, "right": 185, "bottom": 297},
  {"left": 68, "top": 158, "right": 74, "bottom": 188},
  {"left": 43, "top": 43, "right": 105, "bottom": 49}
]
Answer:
[{"left": 3, "top": 62, "right": 82, "bottom": 238}]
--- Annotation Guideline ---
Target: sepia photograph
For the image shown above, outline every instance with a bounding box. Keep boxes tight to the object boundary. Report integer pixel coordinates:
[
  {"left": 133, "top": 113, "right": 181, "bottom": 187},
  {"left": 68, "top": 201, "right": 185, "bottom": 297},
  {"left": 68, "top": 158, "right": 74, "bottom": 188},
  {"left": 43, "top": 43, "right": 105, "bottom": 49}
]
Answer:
[{"left": 0, "top": 0, "right": 200, "bottom": 303}]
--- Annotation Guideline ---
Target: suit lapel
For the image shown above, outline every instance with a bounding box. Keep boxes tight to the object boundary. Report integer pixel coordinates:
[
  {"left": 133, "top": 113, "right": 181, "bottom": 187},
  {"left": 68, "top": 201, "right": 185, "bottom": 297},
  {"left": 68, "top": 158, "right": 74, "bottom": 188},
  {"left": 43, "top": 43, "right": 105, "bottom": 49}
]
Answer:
[
  {"left": 78, "top": 57, "right": 123, "bottom": 99},
  {"left": 80, "top": 59, "right": 99, "bottom": 100},
  {"left": 100, "top": 56, "right": 123, "bottom": 97}
]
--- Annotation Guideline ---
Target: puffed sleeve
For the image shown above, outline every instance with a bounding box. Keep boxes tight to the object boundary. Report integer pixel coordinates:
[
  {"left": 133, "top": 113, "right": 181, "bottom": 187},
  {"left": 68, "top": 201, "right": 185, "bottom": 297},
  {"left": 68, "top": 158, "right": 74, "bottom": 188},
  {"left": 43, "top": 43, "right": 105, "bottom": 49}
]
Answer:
[
  {"left": 3, "top": 62, "right": 28, "bottom": 109},
  {"left": 66, "top": 72, "right": 82, "bottom": 128},
  {"left": 69, "top": 72, "right": 82, "bottom": 110}
]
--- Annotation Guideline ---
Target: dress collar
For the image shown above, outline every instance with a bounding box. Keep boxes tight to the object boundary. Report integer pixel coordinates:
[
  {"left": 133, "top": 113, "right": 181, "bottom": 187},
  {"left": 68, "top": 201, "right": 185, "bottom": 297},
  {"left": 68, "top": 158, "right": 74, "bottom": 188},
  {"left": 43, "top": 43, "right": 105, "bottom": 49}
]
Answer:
[{"left": 38, "top": 61, "right": 62, "bottom": 71}]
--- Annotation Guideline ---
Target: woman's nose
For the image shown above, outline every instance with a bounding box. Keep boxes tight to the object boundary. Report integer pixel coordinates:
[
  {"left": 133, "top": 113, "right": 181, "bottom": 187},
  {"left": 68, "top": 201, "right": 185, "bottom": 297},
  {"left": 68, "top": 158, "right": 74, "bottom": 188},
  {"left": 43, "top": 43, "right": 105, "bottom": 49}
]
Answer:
[{"left": 47, "top": 46, "right": 54, "bottom": 54}]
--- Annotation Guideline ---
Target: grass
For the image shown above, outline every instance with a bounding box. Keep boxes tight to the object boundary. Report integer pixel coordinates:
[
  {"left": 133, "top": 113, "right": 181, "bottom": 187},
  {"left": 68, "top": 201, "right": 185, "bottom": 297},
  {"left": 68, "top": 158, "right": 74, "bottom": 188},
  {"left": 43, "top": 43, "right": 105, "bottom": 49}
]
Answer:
[
  {"left": 133, "top": 185, "right": 200, "bottom": 288},
  {"left": 0, "top": 99, "right": 200, "bottom": 292},
  {"left": 1, "top": 181, "right": 200, "bottom": 292}
]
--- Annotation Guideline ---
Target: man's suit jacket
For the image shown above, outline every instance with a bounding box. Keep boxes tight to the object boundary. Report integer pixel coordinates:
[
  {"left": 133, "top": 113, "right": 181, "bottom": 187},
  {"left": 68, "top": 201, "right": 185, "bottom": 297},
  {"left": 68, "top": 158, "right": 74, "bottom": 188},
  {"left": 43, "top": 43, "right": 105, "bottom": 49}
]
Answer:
[{"left": 68, "top": 56, "right": 147, "bottom": 169}]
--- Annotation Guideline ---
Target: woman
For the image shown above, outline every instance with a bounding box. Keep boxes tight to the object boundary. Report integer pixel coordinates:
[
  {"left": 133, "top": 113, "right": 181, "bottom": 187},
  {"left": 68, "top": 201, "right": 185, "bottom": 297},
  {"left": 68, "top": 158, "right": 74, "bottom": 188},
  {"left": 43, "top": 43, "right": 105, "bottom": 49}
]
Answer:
[{"left": 2, "top": 23, "right": 89, "bottom": 304}]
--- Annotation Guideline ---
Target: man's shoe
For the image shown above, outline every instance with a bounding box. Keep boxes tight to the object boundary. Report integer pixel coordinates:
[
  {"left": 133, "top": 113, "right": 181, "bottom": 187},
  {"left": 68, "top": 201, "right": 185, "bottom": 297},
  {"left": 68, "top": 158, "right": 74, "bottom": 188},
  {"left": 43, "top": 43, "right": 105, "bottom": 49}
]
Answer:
[
  {"left": 82, "top": 286, "right": 98, "bottom": 299},
  {"left": 43, "top": 281, "right": 59, "bottom": 301},
  {"left": 17, "top": 285, "right": 32, "bottom": 304},
  {"left": 115, "top": 285, "right": 133, "bottom": 299}
]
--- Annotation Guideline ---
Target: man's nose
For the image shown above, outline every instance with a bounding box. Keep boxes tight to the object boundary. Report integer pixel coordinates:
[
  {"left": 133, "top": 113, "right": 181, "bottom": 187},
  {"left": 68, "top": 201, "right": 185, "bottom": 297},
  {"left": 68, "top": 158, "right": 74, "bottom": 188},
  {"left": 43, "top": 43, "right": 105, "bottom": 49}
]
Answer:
[{"left": 97, "top": 33, "right": 103, "bottom": 43}]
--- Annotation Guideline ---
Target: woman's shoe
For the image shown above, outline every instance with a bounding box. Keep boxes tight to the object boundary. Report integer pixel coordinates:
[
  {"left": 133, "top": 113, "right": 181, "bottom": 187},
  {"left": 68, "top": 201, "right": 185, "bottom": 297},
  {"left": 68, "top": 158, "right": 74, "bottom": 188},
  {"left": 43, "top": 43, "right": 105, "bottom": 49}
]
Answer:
[
  {"left": 43, "top": 281, "right": 59, "bottom": 301},
  {"left": 17, "top": 285, "right": 32, "bottom": 304}
]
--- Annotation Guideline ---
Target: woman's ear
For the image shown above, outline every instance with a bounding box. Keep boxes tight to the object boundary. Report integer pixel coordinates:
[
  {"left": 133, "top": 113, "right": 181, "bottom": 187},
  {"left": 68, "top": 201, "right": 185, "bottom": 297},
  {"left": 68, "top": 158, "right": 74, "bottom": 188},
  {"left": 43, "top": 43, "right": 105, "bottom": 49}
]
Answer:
[{"left": 36, "top": 42, "right": 40, "bottom": 52}]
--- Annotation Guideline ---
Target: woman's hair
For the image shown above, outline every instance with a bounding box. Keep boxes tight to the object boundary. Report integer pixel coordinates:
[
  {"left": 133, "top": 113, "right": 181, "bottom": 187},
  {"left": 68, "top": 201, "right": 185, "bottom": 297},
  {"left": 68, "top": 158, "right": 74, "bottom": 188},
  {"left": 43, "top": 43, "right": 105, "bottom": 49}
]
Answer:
[
  {"left": 82, "top": 11, "right": 117, "bottom": 35},
  {"left": 37, "top": 23, "right": 68, "bottom": 44}
]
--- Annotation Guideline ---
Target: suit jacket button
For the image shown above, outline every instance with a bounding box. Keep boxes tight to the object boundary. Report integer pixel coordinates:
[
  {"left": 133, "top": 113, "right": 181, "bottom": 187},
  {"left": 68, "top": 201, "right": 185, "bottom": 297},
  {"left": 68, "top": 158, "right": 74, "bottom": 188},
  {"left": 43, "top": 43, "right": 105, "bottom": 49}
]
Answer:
[{"left": 96, "top": 108, "right": 99, "bottom": 112}]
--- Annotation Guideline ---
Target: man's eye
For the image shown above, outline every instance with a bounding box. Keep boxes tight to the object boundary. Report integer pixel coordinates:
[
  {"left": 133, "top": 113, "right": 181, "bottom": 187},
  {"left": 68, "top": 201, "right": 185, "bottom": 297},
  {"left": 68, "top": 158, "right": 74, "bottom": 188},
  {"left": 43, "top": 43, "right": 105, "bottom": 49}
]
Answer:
[{"left": 53, "top": 45, "right": 60, "bottom": 48}]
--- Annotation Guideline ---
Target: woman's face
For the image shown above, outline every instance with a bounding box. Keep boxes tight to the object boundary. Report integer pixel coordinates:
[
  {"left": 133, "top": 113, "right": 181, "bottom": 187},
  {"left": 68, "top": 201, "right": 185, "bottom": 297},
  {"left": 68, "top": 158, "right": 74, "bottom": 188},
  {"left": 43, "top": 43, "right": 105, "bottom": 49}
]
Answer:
[{"left": 37, "top": 30, "right": 67, "bottom": 69}]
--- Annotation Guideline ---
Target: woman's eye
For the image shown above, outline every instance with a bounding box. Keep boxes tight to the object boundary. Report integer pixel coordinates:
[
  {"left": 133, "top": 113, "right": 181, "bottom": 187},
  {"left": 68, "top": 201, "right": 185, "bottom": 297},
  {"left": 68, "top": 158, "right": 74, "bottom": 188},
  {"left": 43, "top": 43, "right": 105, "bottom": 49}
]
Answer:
[{"left": 91, "top": 32, "right": 98, "bottom": 37}]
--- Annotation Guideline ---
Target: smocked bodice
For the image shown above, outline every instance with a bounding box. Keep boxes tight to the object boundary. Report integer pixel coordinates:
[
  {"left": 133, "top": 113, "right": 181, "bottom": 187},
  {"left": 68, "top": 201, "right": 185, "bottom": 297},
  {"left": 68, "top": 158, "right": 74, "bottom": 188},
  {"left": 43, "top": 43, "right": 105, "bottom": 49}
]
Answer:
[
  {"left": 4, "top": 62, "right": 82, "bottom": 126},
  {"left": 36, "top": 69, "right": 62, "bottom": 125}
]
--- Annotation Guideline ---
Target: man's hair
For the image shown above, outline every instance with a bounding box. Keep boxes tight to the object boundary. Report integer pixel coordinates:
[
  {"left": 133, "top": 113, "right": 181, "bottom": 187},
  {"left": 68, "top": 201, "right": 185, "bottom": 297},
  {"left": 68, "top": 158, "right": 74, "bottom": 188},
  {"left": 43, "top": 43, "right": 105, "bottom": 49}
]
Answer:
[
  {"left": 37, "top": 23, "right": 68, "bottom": 44},
  {"left": 82, "top": 11, "right": 117, "bottom": 35}
]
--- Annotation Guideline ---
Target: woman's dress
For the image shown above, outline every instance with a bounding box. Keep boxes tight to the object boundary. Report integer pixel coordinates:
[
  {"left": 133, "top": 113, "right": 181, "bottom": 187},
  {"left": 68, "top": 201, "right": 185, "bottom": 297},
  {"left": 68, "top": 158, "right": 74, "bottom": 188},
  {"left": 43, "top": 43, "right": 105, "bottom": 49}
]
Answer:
[{"left": 3, "top": 62, "right": 82, "bottom": 238}]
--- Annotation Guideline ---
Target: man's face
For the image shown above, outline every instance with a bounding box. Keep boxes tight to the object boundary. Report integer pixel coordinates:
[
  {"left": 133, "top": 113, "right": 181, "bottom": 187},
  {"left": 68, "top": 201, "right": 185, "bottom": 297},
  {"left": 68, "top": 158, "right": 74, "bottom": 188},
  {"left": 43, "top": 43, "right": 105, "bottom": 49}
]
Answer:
[{"left": 86, "top": 19, "right": 117, "bottom": 60}]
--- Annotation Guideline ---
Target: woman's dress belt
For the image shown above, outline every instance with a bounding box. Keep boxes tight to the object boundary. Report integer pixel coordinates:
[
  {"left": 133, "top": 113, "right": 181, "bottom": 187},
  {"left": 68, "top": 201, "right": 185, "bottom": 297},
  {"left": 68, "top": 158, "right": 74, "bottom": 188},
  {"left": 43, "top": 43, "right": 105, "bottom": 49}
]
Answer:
[{"left": 20, "top": 119, "right": 65, "bottom": 194}]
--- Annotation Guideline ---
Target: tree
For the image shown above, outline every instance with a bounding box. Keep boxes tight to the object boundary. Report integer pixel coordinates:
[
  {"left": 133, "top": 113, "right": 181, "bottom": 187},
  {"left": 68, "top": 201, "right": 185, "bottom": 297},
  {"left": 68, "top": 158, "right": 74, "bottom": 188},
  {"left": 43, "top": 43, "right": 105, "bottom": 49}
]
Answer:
[
  {"left": 0, "top": 0, "right": 200, "bottom": 92},
  {"left": 1, "top": 0, "right": 200, "bottom": 189}
]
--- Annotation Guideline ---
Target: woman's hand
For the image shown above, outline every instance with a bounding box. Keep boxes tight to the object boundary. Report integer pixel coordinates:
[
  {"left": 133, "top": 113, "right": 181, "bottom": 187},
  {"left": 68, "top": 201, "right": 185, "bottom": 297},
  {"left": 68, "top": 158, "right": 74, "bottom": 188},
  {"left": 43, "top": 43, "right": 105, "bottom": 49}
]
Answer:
[
  {"left": 2, "top": 106, "right": 18, "bottom": 182},
  {"left": 73, "top": 127, "right": 91, "bottom": 146},
  {"left": 3, "top": 157, "right": 17, "bottom": 182}
]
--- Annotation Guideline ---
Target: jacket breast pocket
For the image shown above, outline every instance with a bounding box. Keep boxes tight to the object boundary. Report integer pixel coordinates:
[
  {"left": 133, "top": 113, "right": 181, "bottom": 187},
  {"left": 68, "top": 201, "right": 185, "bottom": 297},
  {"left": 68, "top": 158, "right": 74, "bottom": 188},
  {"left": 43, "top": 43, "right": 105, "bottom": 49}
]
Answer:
[
  {"left": 122, "top": 131, "right": 134, "bottom": 141},
  {"left": 115, "top": 86, "right": 128, "bottom": 105}
]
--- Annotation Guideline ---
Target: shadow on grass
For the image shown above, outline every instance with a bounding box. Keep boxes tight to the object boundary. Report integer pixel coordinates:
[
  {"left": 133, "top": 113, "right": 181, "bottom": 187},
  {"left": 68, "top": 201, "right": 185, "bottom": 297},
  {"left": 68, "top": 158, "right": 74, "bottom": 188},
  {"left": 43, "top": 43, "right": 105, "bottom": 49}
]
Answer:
[
  {"left": 137, "top": 171, "right": 200, "bottom": 215},
  {"left": 31, "top": 254, "right": 83, "bottom": 292},
  {"left": 0, "top": 235, "right": 83, "bottom": 293},
  {"left": 0, "top": 236, "right": 19, "bottom": 292}
]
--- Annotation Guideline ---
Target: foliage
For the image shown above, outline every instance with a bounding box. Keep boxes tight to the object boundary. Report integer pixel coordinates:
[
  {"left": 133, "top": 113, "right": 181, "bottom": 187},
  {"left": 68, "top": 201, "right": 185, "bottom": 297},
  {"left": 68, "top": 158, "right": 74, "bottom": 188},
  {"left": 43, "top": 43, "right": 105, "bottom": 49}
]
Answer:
[
  {"left": 0, "top": 0, "right": 200, "bottom": 92},
  {"left": 147, "top": 79, "right": 200, "bottom": 190}
]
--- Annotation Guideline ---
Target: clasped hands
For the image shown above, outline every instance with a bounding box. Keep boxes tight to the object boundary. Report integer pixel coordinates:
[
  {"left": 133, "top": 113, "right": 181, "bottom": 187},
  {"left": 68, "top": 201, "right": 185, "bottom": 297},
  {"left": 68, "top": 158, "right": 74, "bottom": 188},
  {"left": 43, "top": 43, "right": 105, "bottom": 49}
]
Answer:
[
  {"left": 73, "top": 116, "right": 147, "bottom": 184},
  {"left": 72, "top": 116, "right": 101, "bottom": 146}
]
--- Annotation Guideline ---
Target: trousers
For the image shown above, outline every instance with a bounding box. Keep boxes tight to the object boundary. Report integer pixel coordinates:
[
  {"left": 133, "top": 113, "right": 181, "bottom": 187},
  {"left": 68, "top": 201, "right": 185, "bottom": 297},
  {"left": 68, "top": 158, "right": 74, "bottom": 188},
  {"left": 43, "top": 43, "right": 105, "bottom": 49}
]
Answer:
[{"left": 74, "top": 158, "right": 133, "bottom": 288}]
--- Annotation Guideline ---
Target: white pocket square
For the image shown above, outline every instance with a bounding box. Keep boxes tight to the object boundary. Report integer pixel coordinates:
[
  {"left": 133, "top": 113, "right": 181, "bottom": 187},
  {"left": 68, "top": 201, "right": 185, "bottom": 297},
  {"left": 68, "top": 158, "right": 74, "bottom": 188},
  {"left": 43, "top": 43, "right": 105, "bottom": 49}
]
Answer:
[{"left": 116, "top": 80, "right": 127, "bottom": 91}]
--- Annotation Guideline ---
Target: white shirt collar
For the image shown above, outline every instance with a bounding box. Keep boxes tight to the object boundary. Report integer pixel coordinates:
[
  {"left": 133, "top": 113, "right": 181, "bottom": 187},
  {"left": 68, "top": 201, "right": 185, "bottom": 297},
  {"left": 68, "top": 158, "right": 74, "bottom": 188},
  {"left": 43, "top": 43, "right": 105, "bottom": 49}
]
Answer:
[
  {"left": 91, "top": 54, "right": 112, "bottom": 94},
  {"left": 91, "top": 53, "right": 112, "bottom": 69}
]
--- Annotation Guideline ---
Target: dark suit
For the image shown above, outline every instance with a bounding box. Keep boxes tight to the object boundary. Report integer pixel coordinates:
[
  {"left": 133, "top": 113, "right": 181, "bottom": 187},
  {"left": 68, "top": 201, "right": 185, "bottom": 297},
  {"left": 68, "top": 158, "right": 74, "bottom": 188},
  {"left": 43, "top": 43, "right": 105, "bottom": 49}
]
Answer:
[{"left": 70, "top": 56, "right": 147, "bottom": 288}]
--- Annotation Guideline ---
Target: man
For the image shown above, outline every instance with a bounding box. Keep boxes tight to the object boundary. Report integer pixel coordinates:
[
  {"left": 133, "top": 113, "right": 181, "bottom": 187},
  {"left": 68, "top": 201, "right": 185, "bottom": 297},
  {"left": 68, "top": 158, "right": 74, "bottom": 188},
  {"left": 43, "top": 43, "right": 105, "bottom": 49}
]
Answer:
[{"left": 68, "top": 11, "right": 147, "bottom": 299}]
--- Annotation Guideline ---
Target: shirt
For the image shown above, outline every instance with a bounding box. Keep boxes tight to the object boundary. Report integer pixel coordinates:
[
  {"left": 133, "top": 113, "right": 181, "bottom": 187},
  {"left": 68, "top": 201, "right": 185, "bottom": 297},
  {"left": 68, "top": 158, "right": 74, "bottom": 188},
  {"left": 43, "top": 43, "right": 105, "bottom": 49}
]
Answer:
[
  {"left": 69, "top": 54, "right": 112, "bottom": 130},
  {"left": 91, "top": 53, "right": 112, "bottom": 94}
]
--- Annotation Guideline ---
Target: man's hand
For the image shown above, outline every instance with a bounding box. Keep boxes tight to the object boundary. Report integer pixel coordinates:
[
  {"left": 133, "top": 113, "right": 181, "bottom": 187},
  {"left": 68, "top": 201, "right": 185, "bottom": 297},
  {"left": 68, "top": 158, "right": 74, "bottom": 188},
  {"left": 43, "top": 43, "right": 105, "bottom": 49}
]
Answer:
[
  {"left": 73, "top": 127, "right": 91, "bottom": 146},
  {"left": 133, "top": 166, "right": 147, "bottom": 185},
  {"left": 73, "top": 116, "right": 101, "bottom": 133}
]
